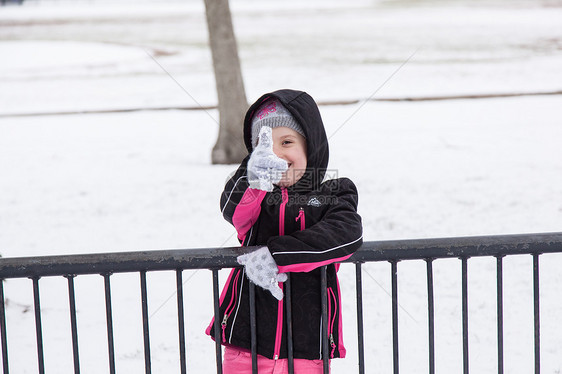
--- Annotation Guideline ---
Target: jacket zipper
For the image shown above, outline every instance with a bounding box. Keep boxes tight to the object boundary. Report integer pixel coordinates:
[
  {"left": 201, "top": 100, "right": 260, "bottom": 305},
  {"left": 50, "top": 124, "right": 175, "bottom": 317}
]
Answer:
[
  {"left": 273, "top": 283, "right": 284, "bottom": 360},
  {"left": 296, "top": 207, "right": 305, "bottom": 231},
  {"left": 221, "top": 270, "right": 241, "bottom": 343},
  {"left": 273, "top": 187, "right": 290, "bottom": 359},
  {"left": 279, "top": 187, "right": 289, "bottom": 236},
  {"left": 328, "top": 287, "right": 338, "bottom": 358}
]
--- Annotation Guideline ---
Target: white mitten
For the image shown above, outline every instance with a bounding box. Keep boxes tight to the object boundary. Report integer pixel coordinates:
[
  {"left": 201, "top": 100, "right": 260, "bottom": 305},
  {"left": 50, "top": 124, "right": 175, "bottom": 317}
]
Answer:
[
  {"left": 237, "top": 246, "right": 288, "bottom": 300},
  {"left": 247, "top": 127, "right": 288, "bottom": 192}
]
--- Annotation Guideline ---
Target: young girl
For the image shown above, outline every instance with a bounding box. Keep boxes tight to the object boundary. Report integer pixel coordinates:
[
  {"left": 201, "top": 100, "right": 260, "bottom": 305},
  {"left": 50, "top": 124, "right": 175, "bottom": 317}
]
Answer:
[{"left": 207, "top": 89, "right": 363, "bottom": 373}]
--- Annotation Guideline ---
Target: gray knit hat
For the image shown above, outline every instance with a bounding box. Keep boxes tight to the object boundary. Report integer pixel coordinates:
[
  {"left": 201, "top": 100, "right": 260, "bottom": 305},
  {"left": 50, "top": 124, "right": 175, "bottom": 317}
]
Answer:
[{"left": 251, "top": 99, "right": 305, "bottom": 149}]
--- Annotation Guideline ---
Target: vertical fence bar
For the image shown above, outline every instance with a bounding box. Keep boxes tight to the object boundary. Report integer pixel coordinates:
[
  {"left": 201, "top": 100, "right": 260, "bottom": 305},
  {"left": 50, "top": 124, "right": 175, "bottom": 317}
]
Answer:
[
  {"left": 31, "top": 277, "right": 45, "bottom": 374},
  {"left": 211, "top": 269, "right": 222, "bottom": 374},
  {"left": 0, "top": 280, "right": 9, "bottom": 374},
  {"left": 176, "top": 270, "right": 187, "bottom": 374},
  {"left": 496, "top": 256, "right": 504, "bottom": 374},
  {"left": 65, "top": 275, "right": 80, "bottom": 374},
  {"left": 102, "top": 273, "right": 116, "bottom": 374},
  {"left": 425, "top": 259, "right": 435, "bottom": 374},
  {"left": 390, "top": 260, "right": 399, "bottom": 374},
  {"left": 355, "top": 263, "right": 365, "bottom": 374},
  {"left": 285, "top": 275, "right": 295, "bottom": 374},
  {"left": 533, "top": 254, "right": 540, "bottom": 374},
  {"left": 320, "top": 266, "right": 330, "bottom": 374},
  {"left": 461, "top": 257, "right": 469, "bottom": 374},
  {"left": 140, "top": 271, "right": 151, "bottom": 374},
  {"left": 249, "top": 282, "right": 258, "bottom": 374}
]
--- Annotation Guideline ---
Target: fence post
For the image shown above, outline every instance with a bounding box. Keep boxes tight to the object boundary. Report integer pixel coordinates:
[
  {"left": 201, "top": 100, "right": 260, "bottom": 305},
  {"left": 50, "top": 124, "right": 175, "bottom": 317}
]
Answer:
[
  {"left": 461, "top": 257, "right": 469, "bottom": 374},
  {"left": 0, "top": 279, "right": 9, "bottom": 374},
  {"left": 533, "top": 254, "right": 541, "bottom": 374},
  {"left": 211, "top": 270, "right": 222, "bottom": 374},
  {"left": 140, "top": 271, "right": 152, "bottom": 374},
  {"left": 31, "top": 277, "right": 45, "bottom": 374},
  {"left": 284, "top": 275, "right": 295, "bottom": 374},
  {"left": 390, "top": 260, "right": 399, "bottom": 374},
  {"left": 425, "top": 259, "right": 435, "bottom": 374},
  {"left": 102, "top": 273, "right": 116, "bottom": 374},
  {"left": 355, "top": 263, "right": 365, "bottom": 374},
  {"left": 65, "top": 275, "right": 80, "bottom": 374},
  {"left": 496, "top": 256, "right": 504, "bottom": 374},
  {"left": 249, "top": 281, "right": 257, "bottom": 374},
  {"left": 176, "top": 270, "right": 187, "bottom": 374}
]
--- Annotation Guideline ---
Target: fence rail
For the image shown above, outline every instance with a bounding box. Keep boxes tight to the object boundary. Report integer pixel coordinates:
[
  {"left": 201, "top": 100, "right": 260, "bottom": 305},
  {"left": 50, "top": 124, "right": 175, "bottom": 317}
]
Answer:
[{"left": 1, "top": 232, "right": 561, "bottom": 373}]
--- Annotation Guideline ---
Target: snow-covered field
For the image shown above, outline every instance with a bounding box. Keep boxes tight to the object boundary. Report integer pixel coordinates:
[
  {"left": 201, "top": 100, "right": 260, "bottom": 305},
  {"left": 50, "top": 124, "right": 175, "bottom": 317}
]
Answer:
[{"left": 1, "top": 0, "right": 562, "bottom": 372}]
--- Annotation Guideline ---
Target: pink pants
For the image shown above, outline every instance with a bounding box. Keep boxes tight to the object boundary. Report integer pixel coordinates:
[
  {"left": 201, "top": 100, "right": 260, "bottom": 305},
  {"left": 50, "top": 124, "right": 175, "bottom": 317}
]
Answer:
[{"left": 223, "top": 346, "right": 330, "bottom": 374}]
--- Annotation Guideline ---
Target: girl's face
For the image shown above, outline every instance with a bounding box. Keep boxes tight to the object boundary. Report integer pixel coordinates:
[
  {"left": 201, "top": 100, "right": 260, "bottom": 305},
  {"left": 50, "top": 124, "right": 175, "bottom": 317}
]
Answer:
[{"left": 271, "top": 127, "right": 307, "bottom": 188}]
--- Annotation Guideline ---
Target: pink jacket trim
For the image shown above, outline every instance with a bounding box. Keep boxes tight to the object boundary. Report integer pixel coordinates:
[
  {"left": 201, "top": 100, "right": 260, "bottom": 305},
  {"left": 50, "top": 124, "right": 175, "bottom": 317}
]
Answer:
[
  {"left": 232, "top": 188, "right": 267, "bottom": 241},
  {"left": 277, "top": 253, "right": 353, "bottom": 274},
  {"left": 205, "top": 268, "right": 238, "bottom": 336},
  {"left": 336, "top": 277, "right": 347, "bottom": 358}
]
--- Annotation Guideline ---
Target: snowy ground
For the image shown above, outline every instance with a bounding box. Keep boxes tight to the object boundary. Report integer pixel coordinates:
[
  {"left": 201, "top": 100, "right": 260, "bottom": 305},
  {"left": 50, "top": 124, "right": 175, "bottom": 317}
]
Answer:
[{"left": 1, "top": 0, "right": 562, "bottom": 373}]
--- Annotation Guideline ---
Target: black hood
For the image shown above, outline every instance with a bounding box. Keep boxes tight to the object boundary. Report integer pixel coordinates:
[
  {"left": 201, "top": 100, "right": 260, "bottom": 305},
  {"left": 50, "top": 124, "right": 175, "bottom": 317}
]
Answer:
[{"left": 243, "top": 89, "right": 329, "bottom": 191}]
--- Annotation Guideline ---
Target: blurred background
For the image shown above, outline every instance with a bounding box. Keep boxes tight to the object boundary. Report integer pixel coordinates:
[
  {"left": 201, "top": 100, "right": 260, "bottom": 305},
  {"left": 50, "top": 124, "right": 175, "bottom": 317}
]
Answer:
[
  {"left": 1, "top": 0, "right": 561, "bottom": 255},
  {"left": 2, "top": 0, "right": 562, "bottom": 115}
]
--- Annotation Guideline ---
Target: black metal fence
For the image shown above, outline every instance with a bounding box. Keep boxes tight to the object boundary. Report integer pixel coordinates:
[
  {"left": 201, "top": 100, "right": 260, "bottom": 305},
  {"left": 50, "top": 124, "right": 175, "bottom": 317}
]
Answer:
[{"left": 1, "top": 232, "right": 561, "bottom": 373}]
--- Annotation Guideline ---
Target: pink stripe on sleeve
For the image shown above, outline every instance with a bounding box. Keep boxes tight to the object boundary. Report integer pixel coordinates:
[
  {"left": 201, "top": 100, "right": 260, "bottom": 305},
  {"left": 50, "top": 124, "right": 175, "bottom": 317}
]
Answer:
[
  {"left": 277, "top": 253, "right": 353, "bottom": 274},
  {"left": 336, "top": 277, "right": 347, "bottom": 358},
  {"left": 232, "top": 188, "right": 267, "bottom": 241}
]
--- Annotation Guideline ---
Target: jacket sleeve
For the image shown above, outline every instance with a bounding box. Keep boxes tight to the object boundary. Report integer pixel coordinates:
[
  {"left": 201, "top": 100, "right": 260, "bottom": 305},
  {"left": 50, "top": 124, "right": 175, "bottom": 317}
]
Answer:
[
  {"left": 220, "top": 155, "right": 267, "bottom": 242},
  {"left": 268, "top": 178, "right": 363, "bottom": 273}
]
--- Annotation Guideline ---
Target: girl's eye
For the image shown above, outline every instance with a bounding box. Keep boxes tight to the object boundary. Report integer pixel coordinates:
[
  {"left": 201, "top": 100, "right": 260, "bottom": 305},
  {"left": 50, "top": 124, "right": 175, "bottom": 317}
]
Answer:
[{"left": 282, "top": 140, "right": 292, "bottom": 146}]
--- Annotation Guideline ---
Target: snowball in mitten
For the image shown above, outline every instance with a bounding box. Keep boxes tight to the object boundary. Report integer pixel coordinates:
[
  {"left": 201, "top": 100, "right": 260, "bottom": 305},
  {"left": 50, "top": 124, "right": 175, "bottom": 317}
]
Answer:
[
  {"left": 237, "top": 246, "right": 287, "bottom": 300},
  {"left": 247, "top": 127, "right": 288, "bottom": 192}
]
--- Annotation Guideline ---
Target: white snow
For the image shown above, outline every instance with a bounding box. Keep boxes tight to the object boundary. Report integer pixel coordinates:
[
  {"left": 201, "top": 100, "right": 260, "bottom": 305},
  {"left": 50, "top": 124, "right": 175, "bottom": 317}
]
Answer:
[{"left": 1, "top": 0, "right": 561, "bottom": 372}]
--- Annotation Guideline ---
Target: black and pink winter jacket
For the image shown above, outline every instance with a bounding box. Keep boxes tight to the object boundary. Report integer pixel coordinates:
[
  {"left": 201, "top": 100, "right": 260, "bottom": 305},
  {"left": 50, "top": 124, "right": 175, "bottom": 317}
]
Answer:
[{"left": 206, "top": 89, "right": 363, "bottom": 360}]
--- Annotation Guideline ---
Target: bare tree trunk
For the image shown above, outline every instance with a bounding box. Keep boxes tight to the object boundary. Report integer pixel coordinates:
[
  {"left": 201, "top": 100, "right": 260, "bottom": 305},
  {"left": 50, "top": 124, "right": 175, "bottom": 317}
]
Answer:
[{"left": 204, "top": 0, "right": 248, "bottom": 164}]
